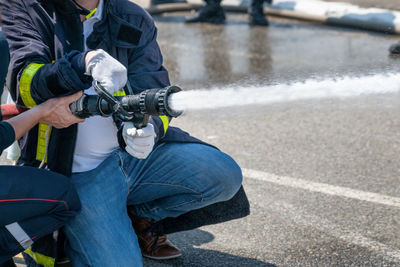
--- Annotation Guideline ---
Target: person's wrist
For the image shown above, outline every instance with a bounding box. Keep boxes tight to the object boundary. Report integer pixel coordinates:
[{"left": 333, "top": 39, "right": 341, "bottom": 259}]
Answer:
[
  {"left": 31, "top": 105, "right": 47, "bottom": 123},
  {"left": 85, "top": 50, "right": 97, "bottom": 65}
]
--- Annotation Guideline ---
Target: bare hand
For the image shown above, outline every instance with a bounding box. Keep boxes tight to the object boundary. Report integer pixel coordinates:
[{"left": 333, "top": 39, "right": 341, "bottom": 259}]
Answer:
[{"left": 36, "top": 91, "right": 85, "bottom": 129}]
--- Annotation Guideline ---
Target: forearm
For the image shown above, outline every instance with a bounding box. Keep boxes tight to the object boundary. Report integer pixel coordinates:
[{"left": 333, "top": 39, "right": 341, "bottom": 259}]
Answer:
[
  {"left": 6, "top": 107, "right": 43, "bottom": 140},
  {"left": 21, "top": 52, "right": 91, "bottom": 107}
]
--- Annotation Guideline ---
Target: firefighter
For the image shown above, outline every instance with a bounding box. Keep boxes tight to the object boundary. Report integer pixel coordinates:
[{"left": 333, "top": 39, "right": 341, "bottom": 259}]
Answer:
[
  {"left": 2, "top": 0, "right": 248, "bottom": 266},
  {"left": 0, "top": 30, "right": 82, "bottom": 267}
]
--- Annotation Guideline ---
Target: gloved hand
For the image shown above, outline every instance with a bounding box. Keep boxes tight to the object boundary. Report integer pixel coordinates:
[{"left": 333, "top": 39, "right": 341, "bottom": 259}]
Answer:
[
  {"left": 123, "top": 122, "right": 156, "bottom": 159},
  {"left": 85, "top": 49, "right": 127, "bottom": 95}
]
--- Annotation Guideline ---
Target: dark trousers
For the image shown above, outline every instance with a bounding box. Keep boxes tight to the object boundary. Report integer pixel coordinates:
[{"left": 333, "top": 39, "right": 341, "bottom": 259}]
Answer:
[{"left": 0, "top": 166, "right": 81, "bottom": 264}]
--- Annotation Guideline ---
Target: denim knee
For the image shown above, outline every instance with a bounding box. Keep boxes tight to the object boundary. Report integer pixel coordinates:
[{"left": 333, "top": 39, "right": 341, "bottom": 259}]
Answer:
[{"left": 205, "top": 152, "right": 243, "bottom": 202}]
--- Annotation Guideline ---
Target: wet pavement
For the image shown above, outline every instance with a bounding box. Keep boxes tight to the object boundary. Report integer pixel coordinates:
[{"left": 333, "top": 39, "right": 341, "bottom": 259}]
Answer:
[
  {"left": 324, "top": 0, "right": 400, "bottom": 10},
  {"left": 142, "top": 13, "right": 400, "bottom": 267},
  {"left": 156, "top": 14, "right": 400, "bottom": 89},
  {"left": 3, "top": 8, "right": 400, "bottom": 267}
]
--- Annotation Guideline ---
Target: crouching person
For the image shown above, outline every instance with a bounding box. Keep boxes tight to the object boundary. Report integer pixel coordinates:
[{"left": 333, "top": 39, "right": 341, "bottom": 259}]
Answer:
[{"left": 2, "top": 0, "right": 247, "bottom": 266}]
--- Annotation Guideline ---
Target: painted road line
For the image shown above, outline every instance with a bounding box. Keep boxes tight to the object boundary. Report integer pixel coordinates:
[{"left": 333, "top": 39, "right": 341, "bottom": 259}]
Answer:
[
  {"left": 242, "top": 168, "right": 400, "bottom": 208},
  {"left": 268, "top": 201, "right": 400, "bottom": 262}
]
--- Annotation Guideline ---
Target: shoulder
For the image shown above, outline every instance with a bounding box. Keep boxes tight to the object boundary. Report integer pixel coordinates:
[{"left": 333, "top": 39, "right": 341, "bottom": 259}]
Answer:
[{"left": 111, "top": 0, "right": 155, "bottom": 29}]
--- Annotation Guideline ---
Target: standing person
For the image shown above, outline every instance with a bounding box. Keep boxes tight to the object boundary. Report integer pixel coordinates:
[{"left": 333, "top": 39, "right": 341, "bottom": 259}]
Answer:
[
  {"left": 0, "top": 28, "right": 82, "bottom": 267},
  {"left": 2, "top": 0, "right": 248, "bottom": 266},
  {"left": 185, "top": 0, "right": 271, "bottom": 25}
]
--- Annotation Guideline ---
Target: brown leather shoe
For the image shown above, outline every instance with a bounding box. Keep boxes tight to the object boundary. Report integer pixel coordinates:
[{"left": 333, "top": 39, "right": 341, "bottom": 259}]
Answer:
[{"left": 130, "top": 215, "right": 182, "bottom": 260}]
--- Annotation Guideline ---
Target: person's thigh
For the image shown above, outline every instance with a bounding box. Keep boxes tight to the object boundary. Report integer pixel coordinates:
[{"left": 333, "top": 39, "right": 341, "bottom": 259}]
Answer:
[
  {"left": 0, "top": 166, "right": 80, "bottom": 262},
  {"left": 65, "top": 152, "right": 142, "bottom": 267},
  {"left": 0, "top": 166, "right": 80, "bottom": 226},
  {"left": 124, "top": 143, "right": 243, "bottom": 220}
]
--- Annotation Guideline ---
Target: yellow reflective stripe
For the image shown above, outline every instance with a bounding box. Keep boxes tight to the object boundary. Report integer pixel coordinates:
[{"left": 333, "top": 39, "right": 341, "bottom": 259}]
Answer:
[
  {"left": 24, "top": 247, "right": 55, "bottom": 267},
  {"left": 113, "top": 90, "right": 126, "bottom": 97},
  {"left": 36, "top": 123, "right": 52, "bottom": 162},
  {"left": 160, "top": 115, "right": 169, "bottom": 134},
  {"left": 19, "top": 63, "right": 44, "bottom": 108},
  {"left": 86, "top": 8, "right": 97, "bottom": 20}
]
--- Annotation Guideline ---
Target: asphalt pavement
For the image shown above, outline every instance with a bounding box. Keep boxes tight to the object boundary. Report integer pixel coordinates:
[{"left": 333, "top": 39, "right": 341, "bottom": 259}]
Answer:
[
  {"left": 141, "top": 12, "right": 400, "bottom": 267},
  {"left": 323, "top": 0, "right": 399, "bottom": 10},
  {"left": 2, "top": 2, "right": 400, "bottom": 267}
]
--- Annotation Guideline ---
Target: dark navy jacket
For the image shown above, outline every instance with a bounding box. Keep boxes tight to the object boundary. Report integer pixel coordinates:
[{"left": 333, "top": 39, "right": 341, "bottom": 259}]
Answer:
[
  {"left": 0, "top": 31, "right": 8, "bottom": 96},
  {"left": 1, "top": 0, "right": 249, "bottom": 257},
  {"left": 0, "top": 32, "right": 14, "bottom": 151},
  {"left": 0, "top": 36, "right": 14, "bottom": 149},
  {"left": 3, "top": 0, "right": 189, "bottom": 175}
]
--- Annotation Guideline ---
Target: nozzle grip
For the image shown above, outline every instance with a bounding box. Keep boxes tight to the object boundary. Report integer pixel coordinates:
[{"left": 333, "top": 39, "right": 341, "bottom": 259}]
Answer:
[{"left": 131, "top": 114, "right": 149, "bottom": 129}]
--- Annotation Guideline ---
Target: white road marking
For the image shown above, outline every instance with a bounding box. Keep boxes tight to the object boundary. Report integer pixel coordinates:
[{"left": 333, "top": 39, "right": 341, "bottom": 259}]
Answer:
[
  {"left": 267, "top": 201, "right": 400, "bottom": 262},
  {"left": 242, "top": 168, "right": 400, "bottom": 208}
]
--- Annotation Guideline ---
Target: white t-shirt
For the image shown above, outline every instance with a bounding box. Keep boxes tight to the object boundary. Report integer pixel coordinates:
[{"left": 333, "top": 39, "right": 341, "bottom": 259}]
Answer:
[{"left": 72, "top": 0, "right": 120, "bottom": 173}]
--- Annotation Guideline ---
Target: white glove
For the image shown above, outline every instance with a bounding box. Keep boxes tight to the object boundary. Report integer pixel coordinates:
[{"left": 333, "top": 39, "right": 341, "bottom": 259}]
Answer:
[
  {"left": 85, "top": 49, "right": 127, "bottom": 95},
  {"left": 123, "top": 122, "right": 156, "bottom": 159}
]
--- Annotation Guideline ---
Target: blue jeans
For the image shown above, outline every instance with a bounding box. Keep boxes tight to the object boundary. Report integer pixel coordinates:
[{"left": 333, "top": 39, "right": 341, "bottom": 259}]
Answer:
[{"left": 65, "top": 142, "right": 242, "bottom": 267}]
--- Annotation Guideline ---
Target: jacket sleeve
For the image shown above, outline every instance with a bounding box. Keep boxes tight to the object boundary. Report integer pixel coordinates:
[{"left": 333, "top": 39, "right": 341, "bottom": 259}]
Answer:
[
  {"left": 0, "top": 122, "right": 16, "bottom": 153},
  {"left": 127, "top": 18, "right": 171, "bottom": 140},
  {"left": 0, "top": 32, "right": 9, "bottom": 102},
  {"left": 1, "top": 0, "right": 92, "bottom": 108}
]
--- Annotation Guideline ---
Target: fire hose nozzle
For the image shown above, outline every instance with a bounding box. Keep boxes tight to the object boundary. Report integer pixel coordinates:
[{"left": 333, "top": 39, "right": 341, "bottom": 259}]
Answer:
[
  {"left": 69, "top": 84, "right": 183, "bottom": 121},
  {"left": 121, "top": 85, "right": 183, "bottom": 118}
]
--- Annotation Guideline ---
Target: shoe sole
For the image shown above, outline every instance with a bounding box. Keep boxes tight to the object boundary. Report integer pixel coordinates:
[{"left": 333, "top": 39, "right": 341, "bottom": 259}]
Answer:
[{"left": 143, "top": 253, "right": 182, "bottom": 260}]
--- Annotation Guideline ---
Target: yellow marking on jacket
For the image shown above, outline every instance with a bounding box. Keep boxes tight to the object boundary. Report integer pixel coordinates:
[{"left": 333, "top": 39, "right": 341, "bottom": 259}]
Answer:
[{"left": 19, "top": 63, "right": 44, "bottom": 108}]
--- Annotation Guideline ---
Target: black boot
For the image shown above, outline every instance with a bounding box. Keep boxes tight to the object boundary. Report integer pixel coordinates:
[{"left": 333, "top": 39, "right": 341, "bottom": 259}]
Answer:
[
  {"left": 249, "top": 0, "right": 269, "bottom": 26},
  {"left": 185, "top": 0, "right": 225, "bottom": 24},
  {"left": 389, "top": 43, "right": 400, "bottom": 55}
]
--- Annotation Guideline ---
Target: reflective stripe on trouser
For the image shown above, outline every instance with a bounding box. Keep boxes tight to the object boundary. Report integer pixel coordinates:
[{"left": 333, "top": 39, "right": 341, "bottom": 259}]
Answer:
[
  {"left": 24, "top": 247, "right": 55, "bottom": 267},
  {"left": 5, "top": 223, "right": 33, "bottom": 249}
]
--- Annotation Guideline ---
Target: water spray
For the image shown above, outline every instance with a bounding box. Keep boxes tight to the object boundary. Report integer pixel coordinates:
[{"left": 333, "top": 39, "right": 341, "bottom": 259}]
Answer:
[
  {"left": 168, "top": 73, "right": 400, "bottom": 112},
  {"left": 3, "top": 73, "right": 400, "bottom": 123}
]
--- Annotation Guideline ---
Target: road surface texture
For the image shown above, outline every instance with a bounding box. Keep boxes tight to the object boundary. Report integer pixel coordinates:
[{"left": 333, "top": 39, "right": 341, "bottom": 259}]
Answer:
[{"left": 324, "top": 0, "right": 399, "bottom": 10}]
